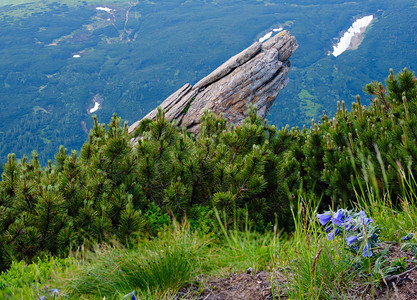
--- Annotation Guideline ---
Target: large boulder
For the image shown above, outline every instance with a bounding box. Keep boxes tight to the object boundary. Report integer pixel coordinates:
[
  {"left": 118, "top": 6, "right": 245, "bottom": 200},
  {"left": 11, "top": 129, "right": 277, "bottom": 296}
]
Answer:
[{"left": 129, "top": 30, "right": 298, "bottom": 135}]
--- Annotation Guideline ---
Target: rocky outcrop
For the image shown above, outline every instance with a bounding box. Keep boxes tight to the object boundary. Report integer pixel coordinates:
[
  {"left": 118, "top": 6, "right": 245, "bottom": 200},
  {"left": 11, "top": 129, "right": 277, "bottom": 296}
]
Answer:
[{"left": 128, "top": 30, "right": 298, "bottom": 135}]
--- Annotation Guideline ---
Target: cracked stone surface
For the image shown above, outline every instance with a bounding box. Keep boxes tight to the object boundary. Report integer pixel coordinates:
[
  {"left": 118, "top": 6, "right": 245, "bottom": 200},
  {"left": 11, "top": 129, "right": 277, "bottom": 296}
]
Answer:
[{"left": 129, "top": 30, "right": 298, "bottom": 135}]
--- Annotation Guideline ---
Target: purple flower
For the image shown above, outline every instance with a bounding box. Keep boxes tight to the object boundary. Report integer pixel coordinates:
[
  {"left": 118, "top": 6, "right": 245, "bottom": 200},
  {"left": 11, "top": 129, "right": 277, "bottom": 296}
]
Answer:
[
  {"left": 39, "top": 288, "right": 59, "bottom": 299},
  {"left": 328, "top": 228, "right": 340, "bottom": 240},
  {"left": 349, "top": 262, "right": 361, "bottom": 273},
  {"left": 344, "top": 216, "right": 354, "bottom": 230},
  {"left": 356, "top": 211, "right": 367, "bottom": 219},
  {"left": 325, "top": 225, "right": 333, "bottom": 232},
  {"left": 363, "top": 245, "right": 373, "bottom": 257},
  {"left": 345, "top": 223, "right": 354, "bottom": 230},
  {"left": 364, "top": 217, "right": 373, "bottom": 225},
  {"left": 317, "top": 212, "right": 332, "bottom": 226},
  {"left": 123, "top": 291, "right": 136, "bottom": 300},
  {"left": 333, "top": 210, "right": 345, "bottom": 226},
  {"left": 402, "top": 234, "right": 413, "bottom": 241},
  {"left": 346, "top": 235, "right": 358, "bottom": 245}
]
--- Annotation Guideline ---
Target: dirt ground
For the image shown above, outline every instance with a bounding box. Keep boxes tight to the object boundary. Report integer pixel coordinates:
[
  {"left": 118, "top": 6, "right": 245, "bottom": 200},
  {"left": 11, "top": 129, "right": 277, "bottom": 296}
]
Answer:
[
  {"left": 365, "top": 245, "right": 417, "bottom": 300},
  {"left": 176, "top": 245, "right": 417, "bottom": 300},
  {"left": 176, "top": 270, "right": 288, "bottom": 300}
]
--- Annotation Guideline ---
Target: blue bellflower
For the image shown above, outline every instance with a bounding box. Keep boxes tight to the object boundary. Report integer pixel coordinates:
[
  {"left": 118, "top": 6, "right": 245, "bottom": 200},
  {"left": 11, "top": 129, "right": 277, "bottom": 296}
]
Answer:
[
  {"left": 356, "top": 211, "right": 367, "bottom": 219},
  {"left": 123, "top": 291, "right": 136, "bottom": 300},
  {"left": 346, "top": 235, "right": 358, "bottom": 245},
  {"left": 328, "top": 228, "right": 340, "bottom": 240},
  {"left": 362, "top": 245, "right": 373, "bottom": 257},
  {"left": 325, "top": 225, "right": 333, "bottom": 232},
  {"left": 364, "top": 217, "right": 373, "bottom": 225},
  {"left": 333, "top": 210, "right": 345, "bottom": 226},
  {"left": 402, "top": 234, "right": 413, "bottom": 241},
  {"left": 344, "top": 216, "right": 353, "bottom": 229},
  {"left": 317, "top": 212, "right": 332, "bottom": 226}
]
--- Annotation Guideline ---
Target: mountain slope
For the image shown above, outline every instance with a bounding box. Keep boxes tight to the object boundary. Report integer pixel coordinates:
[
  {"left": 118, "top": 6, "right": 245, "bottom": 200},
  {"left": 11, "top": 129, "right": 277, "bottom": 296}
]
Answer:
[{"left": 0, "top": 0, "right": 416, "bottom": 165}]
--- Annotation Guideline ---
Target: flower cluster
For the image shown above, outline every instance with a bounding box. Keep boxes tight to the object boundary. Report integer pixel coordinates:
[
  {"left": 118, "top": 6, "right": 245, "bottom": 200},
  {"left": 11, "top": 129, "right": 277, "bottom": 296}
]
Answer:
[
  {"left": 122, "top": 290, "right": 136, "bottom": 300},
  {"left": 39, "top": 287, "right": 60, "bottom": 300},
  {"left": 401, "top": 233, "right": 417, "bottom": 255},
  {"left": 402, "top": 233, "right": 414, "bottom": 241},
  {"left": 317, "top": 209, "right": 379, "bottom": 257}
]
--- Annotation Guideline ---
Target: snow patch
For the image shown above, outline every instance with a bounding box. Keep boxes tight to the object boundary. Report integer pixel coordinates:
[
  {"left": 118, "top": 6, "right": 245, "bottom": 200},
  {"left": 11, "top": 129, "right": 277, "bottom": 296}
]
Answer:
[
  {"left": 259, "top": 32, "right": 272, "bottom": 43},
  {"left": 258, "top": 28, "right": 283, "bottom": 43},
  {"left": 96, "top": 7, "right": 113, "bottom": 13},
  {"left": 90, "top": 102, "right": 101, "bottom": 113},
  {"left": 332, "top": 15, "right": 373, "bottom": 57}
]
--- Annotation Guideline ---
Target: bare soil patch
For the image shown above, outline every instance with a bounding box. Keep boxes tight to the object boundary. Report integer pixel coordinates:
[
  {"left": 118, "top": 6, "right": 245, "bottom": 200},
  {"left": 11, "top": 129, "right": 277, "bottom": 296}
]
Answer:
[
  {"left": 176, "top": 246, "right": 417, "bottom": 299},
  {"left": 365, "top": 245, "right": 417, "bottom": 300},
  {"left": 176, "top": 271, "right": 288, "bottom": 300}
]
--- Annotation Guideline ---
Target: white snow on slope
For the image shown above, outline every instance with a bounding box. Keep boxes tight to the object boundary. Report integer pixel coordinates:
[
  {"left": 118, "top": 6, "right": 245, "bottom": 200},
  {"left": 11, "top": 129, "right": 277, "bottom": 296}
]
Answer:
[
  {"left": 90, "top": 102, "right": 101, "bottom": 113},
  {"left": 96, "top": 7, "right": 113, "bottom": 13},
  {"left": 332, "top": 15, "right": 373, "bottom": 57},
  {"left": 258, "top": 27, "right": 283, "bottom": 43}
]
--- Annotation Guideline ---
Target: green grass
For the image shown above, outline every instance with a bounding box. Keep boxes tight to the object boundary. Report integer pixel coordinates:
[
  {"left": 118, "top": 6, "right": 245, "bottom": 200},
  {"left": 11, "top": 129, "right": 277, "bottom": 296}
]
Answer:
[
  {"left": 66, "top": 221, "right": 213, "bottom": 299},
  {"left": 2, "top": 168, "right": 417, "bottom": 299},
  {"left": 265, "top": 195, "right": 355, "bottom": 300},
  {"left": 0, "top": 256, "right": 78, "bottom": 299},
  {"left": 356, "top": 171, "right": 417, "bottom": 244},
  {"left": 211, "top": 208, "right": 276, "bottom": 274}
]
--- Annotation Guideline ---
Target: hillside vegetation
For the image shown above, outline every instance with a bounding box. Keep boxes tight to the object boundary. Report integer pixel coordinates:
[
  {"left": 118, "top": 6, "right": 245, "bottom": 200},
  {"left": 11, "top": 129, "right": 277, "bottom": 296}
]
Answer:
[
  {"left": 0, "top": 69, "right": 417, "bottom": 299},
  {"left": 1, "top": 0, "right": 416, "bottom": 167}
]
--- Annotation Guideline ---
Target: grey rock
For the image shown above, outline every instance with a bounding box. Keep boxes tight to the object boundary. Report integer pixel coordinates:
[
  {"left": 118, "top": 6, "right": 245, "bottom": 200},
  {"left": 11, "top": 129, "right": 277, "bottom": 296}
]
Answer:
[
  {"left": 193, "top": 42, "right": 262, "bottom": 90},
  {"left": 128, "top": 30, "right": 298, "bottom": 135}
]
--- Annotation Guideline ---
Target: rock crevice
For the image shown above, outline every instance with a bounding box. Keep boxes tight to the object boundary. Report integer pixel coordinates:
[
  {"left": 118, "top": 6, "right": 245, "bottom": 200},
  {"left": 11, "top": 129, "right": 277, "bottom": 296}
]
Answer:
[{"left": 129, "top": 30, "right": 298, "bottom": 135}]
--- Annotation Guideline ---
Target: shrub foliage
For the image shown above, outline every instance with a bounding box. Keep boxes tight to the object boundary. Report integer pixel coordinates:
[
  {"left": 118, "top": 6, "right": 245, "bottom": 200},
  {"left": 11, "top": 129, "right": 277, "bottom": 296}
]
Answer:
[{"left": 0, "top": 68, "right": 416, "bottom": 271}]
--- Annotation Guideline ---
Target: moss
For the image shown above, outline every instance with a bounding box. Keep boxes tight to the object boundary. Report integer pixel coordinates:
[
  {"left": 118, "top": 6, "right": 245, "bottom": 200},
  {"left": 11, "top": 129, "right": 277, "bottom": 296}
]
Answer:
[{"left": 182, "top": 97, "right": 195, "bottom": 115}]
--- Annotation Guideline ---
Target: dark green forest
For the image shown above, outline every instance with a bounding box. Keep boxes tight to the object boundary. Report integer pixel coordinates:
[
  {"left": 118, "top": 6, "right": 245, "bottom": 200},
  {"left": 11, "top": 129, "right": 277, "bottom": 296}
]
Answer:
[
  {"left": 1, "top": 68, "right": 416, "bottom": 273},
  {"left": 1, "top": 0, "right": 417, "bottom": 166}
]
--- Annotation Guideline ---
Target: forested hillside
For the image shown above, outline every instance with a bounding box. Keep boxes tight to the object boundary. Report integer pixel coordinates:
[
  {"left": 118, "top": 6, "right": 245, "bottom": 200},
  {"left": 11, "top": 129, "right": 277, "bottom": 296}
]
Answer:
[{"left": 1, "top": 0, "right": 417, "bottom": 166}]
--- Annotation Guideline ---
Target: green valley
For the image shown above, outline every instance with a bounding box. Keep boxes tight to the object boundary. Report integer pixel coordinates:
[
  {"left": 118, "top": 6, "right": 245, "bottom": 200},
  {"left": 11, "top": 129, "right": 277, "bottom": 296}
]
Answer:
[{"left": 0, "top": 0, "right": 416, "bottom": 165}]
